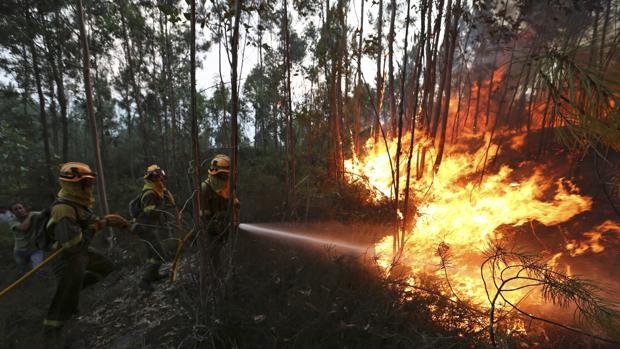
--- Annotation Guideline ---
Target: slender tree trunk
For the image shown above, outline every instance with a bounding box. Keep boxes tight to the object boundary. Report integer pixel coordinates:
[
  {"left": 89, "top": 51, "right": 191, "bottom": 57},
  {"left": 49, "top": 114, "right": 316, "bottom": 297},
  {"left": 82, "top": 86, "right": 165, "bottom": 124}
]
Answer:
[
  {"left": 388, "top": 0, "right": 397, "bottom": 136},
  {"left": 158, "top": 13, "right": 169, "bottom": 171},
  {"left": 230, "top": 0, "right": 243, "bottom": 222},
  {"left": 590, "top": 7, "right": 600, "bottom": 68},
  {"left": 38, "top": 17, "right": 60, "bottom": 156},
  {"left": 335, "top": 0, "right": 346, "bottom": 180},
  {"left": 434, "top": 0, "right": 460, "bottom": 172},
  {"left": 473, "top": 73, "right": 483, "bottom": 133},
  {"left": 403, "top": 0, "right": 427, "bottom": 237},
  {"left": 374, "top": 0, "right": 384, "bottom": 143},
  {"left": 119, "top": 0, "right": 149, "bottom": 162},
  {"left": 163, "top": 16, "right": 177, "bottom": 166},
  {"left": 47, "top": 69, "right": 59, "bottom": 153},
  {"left": 93, "top": 55, "right": 107, "bottom": 165},
  {"left": 394, "top": 0, "right": 413, "bottom": 257},
  {"left": 460, "top": 73, "right": 472, "bottom": 132},
  {"left": 188, "top": 0, "right": 206, "bottom": 305},
  {"left": 423, "top": 0, "right": 444, "bottom": 134},
  {"left": 53, "top": 13, "right": 69, "bottom": 162},
  {"left": 430, "top": 0, "right": 453, "bottom": 142},
  {"left": 451, "top": 60, "right": 467, "bottom": 143},
  {"left": 123, "top": 82, "right": 135, "bottom": 179},
  {"left": 353, "top": 0, "right": 364, "bottom": 156},
  {"left": 485, "top": 53, "right": 498, "bottom": 127},
  {"left": 77, "top": 0, "right": 110, "bottom": 218},
  {"left": 26, "top": 16, "right": 55, "bottom": 189},
  {"left": 21, "top": 45, "right": 30, "bottom": 123},
  {"left": 283, "top": 0, "right": 295, "bottom": 216},
  {"left": 537, "top": 92, "right": 552, "bottom": 158}
]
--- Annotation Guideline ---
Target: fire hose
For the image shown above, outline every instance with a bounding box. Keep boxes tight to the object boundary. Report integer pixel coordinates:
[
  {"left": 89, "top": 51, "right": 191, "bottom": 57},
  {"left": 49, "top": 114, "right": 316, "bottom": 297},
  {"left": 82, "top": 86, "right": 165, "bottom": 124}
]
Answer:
[
  {"left": 0, "top": 214, "right": 131, "bottom": 301},
  {"left": 168, "top": 215, "right": 224, "bottom": 283},
  {"left": 170, "top": 226, "right": 194, "bottom": 283},
  {"left": 0, "top": 247, "right": 65, "bottom": 300},
  {"left": 2, "top": 211, "right": 241, "bottom": 297}
]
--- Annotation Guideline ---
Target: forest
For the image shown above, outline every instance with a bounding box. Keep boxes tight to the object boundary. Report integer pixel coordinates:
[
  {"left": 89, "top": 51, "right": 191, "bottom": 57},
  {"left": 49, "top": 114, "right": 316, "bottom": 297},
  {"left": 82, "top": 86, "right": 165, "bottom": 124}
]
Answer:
[{"left": 0, "top": 0, "right": 620, "bottom": 348}]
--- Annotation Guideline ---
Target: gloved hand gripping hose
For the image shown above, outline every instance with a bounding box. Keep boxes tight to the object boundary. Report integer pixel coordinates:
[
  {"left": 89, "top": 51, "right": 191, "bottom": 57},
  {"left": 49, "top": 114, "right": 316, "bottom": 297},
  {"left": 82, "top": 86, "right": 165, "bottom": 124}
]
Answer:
[{"left": 105, "top": 214, "right": 131, "bottom": 229}]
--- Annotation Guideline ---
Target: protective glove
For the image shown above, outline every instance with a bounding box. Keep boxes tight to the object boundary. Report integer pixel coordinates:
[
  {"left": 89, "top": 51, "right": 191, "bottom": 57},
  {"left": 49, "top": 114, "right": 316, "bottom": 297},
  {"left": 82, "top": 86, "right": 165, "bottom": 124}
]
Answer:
[{"left": 104, "top": 214, "right": 131, "bottom": 229}]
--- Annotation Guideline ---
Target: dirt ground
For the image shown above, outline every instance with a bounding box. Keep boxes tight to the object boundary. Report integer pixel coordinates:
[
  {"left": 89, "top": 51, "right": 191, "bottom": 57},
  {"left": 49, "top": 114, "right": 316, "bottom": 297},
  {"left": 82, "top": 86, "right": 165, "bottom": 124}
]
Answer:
[{"left": 0, "top": 223, "right": 403, "bottom": 349}]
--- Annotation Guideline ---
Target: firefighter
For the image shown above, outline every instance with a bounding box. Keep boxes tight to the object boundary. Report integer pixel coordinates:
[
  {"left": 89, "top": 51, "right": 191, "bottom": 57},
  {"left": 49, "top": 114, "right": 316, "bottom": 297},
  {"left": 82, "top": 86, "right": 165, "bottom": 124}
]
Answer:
[
  {"left": 200, "top": 154, "right": 239, "bottom": 275},
  {"left": 134, "top": 164, "right": 177, "bottom": 292},
  {"left": 44, "top": 162, "right": 128, "bottom": 333}
]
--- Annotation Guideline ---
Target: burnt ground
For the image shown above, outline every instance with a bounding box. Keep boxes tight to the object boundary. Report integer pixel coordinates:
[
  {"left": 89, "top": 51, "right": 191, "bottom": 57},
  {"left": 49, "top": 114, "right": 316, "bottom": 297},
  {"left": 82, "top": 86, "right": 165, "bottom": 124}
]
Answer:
[
  {"left": 0, "top": 147, "right": 619, "bottom": 349},
  {"left": 0, "top": 223, "right": 480, "bottom": 349},
  {"left": 0, "top": 217, "right": 618, "bottom": 349}
]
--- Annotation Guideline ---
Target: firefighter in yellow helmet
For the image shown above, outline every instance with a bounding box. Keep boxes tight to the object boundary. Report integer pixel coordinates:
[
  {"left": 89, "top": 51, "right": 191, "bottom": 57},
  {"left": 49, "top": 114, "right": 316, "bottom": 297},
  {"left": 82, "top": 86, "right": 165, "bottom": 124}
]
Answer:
[
  {"left": 44, "top": 162, "right": 129, "bottom": 333},
  {"left": 134, "top": 164, "right": 177, "bottom": 291},
  {"left": 200, "top": 154, "right": 239, "bottom": 274}
]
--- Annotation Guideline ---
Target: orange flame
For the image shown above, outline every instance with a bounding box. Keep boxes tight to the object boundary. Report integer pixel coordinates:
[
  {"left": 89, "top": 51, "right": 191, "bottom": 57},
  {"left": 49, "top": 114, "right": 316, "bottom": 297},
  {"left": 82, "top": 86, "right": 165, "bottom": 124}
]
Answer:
[
  {"left": 565, "top": 220, "right": 620, "bottom": 257},
  {"left": 345, "top": 131, "right": 593, "bottom": 307}
]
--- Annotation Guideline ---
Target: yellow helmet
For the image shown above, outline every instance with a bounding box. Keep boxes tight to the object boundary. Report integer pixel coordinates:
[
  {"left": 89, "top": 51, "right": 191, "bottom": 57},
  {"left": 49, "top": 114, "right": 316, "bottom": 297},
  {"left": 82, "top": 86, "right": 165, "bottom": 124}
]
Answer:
[
  {"left": 144, "top": 164, "right": 166, "bottom": 179},
  {"left": 208, "top": 154, "right": 230, "bottom": 175},
  {"left": 59, "top": 162, "right": 97, "bottom": 182}
]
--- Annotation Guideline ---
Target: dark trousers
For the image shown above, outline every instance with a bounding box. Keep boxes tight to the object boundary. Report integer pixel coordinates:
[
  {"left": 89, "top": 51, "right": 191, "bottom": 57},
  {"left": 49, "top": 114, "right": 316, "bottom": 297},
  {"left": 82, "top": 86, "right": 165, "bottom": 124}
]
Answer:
[
  {"left": 14, "top": 249, "right": 44, "bottom": 274},
  {"left": 45, "top": 246, "right": 113, "bottom": 328},
  {"left": 207, "top": 232, "right": 227, "bottom": 274},
  {"left": 136, "top": 226, "right": 166, "bottom": 281},
  {"left": 204, "top": 217, "right": 230, "bottom": 279}
]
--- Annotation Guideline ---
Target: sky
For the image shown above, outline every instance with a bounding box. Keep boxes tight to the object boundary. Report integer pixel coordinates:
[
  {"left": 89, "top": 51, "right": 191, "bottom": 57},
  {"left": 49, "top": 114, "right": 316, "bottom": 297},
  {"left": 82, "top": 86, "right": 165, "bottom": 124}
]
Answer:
[
  {"left": 196, "top": 0, "right": 383, "bottom": 102},
  {"left": 0, "top": 0, "right": 436, "bottom": 141}
]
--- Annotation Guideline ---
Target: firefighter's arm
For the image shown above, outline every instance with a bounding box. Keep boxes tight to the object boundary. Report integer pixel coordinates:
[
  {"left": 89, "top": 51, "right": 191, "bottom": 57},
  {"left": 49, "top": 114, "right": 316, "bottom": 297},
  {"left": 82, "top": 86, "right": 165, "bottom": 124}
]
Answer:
[
  {"left": 104, "top": 214, "right": 130, "bottom": 229},
  {"left": 141, "top": 192, "right": 160, "bottom": 220},
  {"left": 89, "top": 214, "right": 130, "bottom": 230},
  {"left": 199, "top": 182, "right": 212, "bottom": 217},
  {"left": 233, "top": 197, "right": 240, "bottom": 227}
]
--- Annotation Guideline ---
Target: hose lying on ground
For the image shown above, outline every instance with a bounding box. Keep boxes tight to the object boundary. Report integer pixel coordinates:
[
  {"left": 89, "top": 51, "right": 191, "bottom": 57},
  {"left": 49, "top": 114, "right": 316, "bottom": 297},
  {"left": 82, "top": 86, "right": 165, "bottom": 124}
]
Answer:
[{"left": 0, "top": 247, "right": 65, "bottom": 300}]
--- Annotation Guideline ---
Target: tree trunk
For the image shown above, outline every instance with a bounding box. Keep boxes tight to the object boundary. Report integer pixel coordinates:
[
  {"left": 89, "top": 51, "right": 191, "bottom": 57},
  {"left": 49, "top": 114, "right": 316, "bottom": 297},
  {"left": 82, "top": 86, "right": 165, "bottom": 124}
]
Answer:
[
  {"left": 123, "top": 81, "right": 135, "bottom": 179},
  {"left": 430, "top": 0, "right": 453, "bottom": 142},
  {"left": 26, "top": 14, "right": 55, "bottom": 189},
  {"left": 434, "top": 0, "right": 460, "bottom": 172},
  {"left": 163, "top": 15, "right": 178, "bottom": 167},
  {"left": 394, "top": 0, "right": 413, "bottom": 257},
  {"left": 77, "top": 0, "right": 110, "bottom": 218},
  {"left": 403, "top": 0, "right": 427, "bottom": 238},
  {"left": 188, "top": 0, "right": 206, "bottom": 305},
  {"left": 52, "top": 13, "right": 69, "bottom": 162},
  {"left": 47, "top": 68, "right": 59, "bottom": 153},
  {"left": 388, "top": 0, "right": 397, "bottom": 136},
  {"left": 119, "top": 0, "right": 150, "bottom": 162},
  {"left": 228, "top": 0, "right": 243, "bottom": 275},
  {"left": 485, "top": 53, "right": 498, "bottom": 127},
  {"left": 283, "top": 0, "right": 296, "bottom": 216},
  {"left": 158, "top": 13, "right": 170, "bottom": 172},
  {"left": 374, "top": 0, "right": 384, "bottom": 143},
  {"left": 353, "top": 0, "right": 364, "bottom": 156},
  {"left": 473, "top": 73, "right": 483, "bottom": 133}
]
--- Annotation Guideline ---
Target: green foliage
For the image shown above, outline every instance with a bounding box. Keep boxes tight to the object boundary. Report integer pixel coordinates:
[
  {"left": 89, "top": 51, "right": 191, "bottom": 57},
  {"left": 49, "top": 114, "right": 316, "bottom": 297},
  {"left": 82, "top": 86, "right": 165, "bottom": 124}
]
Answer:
[
  {"left": 535, "top": 49, "right": 620, "bottom": 153},
  {"left": 0, "top": 85, "right": 55, "bottom": 206},
  {"left": 482, "top": 243, "right": 620, "bottom": 346}
]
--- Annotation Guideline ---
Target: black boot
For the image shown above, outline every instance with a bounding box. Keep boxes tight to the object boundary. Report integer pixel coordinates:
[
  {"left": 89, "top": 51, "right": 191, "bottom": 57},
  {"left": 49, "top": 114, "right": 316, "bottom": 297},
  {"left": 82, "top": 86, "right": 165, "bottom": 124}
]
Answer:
[
  {"left": 43, "top": 325, "right": 63, "bottom": 349},
  {"left": 139, "top": 278, "right": 154, "bottom": 292}
]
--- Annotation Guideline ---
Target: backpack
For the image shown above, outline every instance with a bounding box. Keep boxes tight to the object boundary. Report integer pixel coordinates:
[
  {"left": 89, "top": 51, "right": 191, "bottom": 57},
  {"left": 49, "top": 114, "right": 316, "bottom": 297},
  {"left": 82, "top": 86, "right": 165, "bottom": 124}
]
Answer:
[
  {"left": 33, "top": 199, "right": 79, "bottom": 250},
  {"left": 129, "top": 189, "right": 150, "bottom": 219}
]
